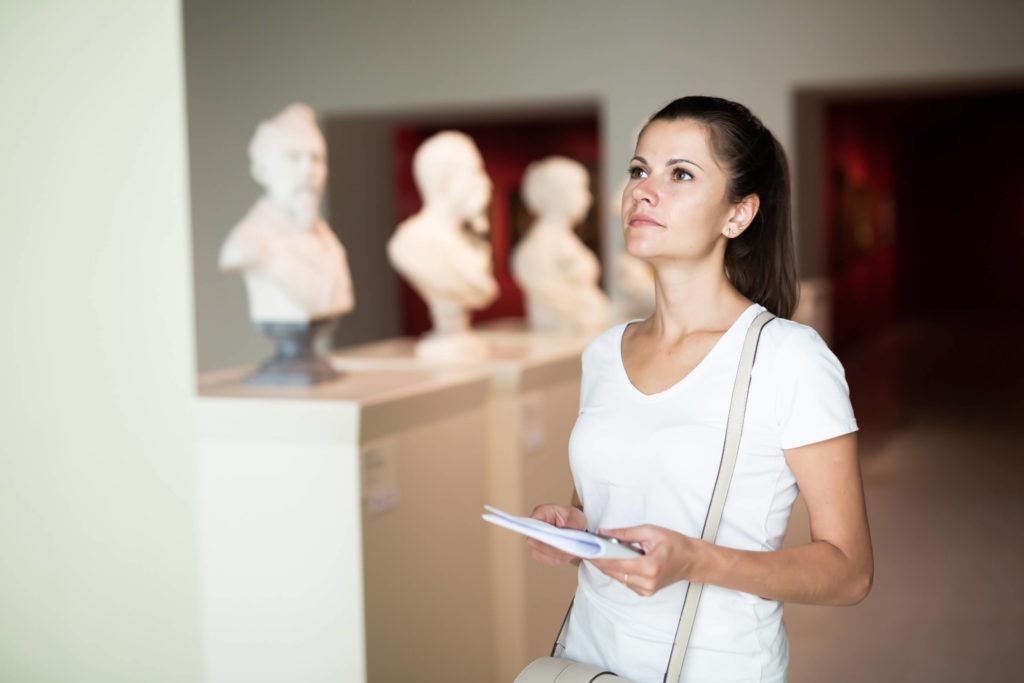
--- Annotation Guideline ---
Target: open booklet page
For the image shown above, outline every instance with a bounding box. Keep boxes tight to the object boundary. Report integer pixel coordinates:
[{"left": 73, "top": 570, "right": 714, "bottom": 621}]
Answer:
[{"left": 481, "top": 505, "right": 643, "bottom": 560}]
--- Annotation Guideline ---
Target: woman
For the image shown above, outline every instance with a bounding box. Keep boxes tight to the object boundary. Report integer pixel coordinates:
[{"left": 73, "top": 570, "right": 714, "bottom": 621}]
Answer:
[{"left": 528, "top": 96, "right": 873, "bottom": 683}]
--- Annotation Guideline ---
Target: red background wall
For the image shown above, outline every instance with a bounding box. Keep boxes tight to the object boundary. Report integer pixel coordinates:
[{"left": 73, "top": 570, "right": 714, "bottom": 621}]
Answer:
[
  {"left": 393, "top": 117, "right": 600, "bottom": 337},
  {"left": 824, "top": 90, "right": 1024, "bottom": 352}
]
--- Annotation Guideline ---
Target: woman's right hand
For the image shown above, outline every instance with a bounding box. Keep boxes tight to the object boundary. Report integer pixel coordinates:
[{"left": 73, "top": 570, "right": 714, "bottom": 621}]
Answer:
[{"left": 528, "top": 504, "right": 587, "bottom": 567}]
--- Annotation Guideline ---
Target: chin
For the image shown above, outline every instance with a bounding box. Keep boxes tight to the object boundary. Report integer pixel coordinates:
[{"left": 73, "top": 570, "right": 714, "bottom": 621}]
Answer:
[
  {"left": 624, "top": 244, "right": 657, "bottom": 263},
  {"left": 623, "top": 232, "right": 658, "bottom": 260}
]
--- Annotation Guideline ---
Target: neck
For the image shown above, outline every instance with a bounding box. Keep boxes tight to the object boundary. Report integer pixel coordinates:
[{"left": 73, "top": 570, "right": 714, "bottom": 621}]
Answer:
[
  {"left": 647, "top": 250, "right": 751, "bottom": 340},
  {"left": 418, "top": 201, "right": 490, "bottom": 236},
  {"left": 533, "top": 215, "right": 573, "bottom": 232},
  {"left": 265, "top": 197, "right": 318, "bottom": 232},
  {"left": 417, "top": 202, "right": 462, "bottom": 230}
]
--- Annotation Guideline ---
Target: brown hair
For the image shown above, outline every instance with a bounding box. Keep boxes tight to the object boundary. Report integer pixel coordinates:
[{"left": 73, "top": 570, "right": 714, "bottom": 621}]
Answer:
[{"left": 645, "top": 96, "right": 798, "bottom": 318}]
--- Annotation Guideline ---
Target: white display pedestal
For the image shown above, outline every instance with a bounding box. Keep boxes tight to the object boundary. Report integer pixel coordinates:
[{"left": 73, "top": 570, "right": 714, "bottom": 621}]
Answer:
[
  {"left": 196, "top": 366, "right": 493, "bottom": 683},
  {"left": 331, "top": 326, "right": 590, "bottom": 682}
]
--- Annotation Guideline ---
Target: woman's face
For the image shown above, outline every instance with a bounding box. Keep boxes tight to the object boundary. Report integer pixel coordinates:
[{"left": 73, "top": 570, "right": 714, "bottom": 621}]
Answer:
[{"left": 621, "top": 118, "right": 736, "bottom": 263}]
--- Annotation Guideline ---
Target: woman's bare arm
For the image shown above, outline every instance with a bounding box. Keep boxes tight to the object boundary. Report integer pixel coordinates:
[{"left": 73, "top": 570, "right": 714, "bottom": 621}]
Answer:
[
  {"left": 696, "top": 433, "right": 872, "bottom": 604},
  {"left": 592, "top": 433, "right": 873, "bottom": 606}
]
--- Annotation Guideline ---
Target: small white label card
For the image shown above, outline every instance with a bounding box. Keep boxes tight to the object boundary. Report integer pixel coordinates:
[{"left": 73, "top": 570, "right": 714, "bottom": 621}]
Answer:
[
  {"left": 361, "top": 437, "right": 400, "bottom": 514},
  {"left": 521, "top": 392, "right": 546, "bottom": 455}
]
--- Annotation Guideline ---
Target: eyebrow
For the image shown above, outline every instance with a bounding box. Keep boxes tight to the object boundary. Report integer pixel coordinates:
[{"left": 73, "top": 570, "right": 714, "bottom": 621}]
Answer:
[{"left": 631, "top": 155, "right": 705, "bottom": 172}]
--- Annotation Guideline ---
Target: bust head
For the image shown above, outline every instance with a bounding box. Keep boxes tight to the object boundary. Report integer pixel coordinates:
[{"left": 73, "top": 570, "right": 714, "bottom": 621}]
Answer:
[
  {"left": 413, "top": 131, "right": 491, "bottom": 222},
  {"left": 522, "top": 156, "right": 592, "bottom": 224},
  {"left": 248, "top": 103, "right": 327, "bottom": 223}
]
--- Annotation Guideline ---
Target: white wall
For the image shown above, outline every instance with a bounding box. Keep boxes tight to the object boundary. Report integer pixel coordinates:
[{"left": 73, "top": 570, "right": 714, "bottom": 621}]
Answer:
[
  {"left": 0, "top": 2, "right": 202, "bottom": 681},
  {"left": 184, "top": 0, "right": 1024, "bottom": 370}
]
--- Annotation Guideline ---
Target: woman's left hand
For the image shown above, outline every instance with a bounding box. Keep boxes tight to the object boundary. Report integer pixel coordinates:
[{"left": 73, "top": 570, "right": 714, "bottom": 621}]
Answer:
[{"left": 589, "top": 525, "right": 706, "bottom": 597}]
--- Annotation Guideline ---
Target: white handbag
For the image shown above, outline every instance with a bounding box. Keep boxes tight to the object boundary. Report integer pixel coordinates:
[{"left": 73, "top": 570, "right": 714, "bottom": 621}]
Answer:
[{"left": 514, "top": 311, "right": 776, "bottom": 683}]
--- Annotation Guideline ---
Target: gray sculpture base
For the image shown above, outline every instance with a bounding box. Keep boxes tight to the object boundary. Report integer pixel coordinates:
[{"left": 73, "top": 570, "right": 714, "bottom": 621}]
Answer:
[{"left": 246, "top": 318, "right": 341, "bottom": 386}]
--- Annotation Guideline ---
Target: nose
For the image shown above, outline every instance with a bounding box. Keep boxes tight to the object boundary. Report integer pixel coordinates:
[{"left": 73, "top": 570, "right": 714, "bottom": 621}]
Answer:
[{"left": 630, "top": 176, "right": 657, "bottom": 206}]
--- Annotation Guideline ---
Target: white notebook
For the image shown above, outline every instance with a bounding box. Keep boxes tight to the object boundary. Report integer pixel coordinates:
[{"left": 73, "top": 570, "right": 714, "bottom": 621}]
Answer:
[{"left": 482, "top": 505, "right": 643, "bottom": 560}]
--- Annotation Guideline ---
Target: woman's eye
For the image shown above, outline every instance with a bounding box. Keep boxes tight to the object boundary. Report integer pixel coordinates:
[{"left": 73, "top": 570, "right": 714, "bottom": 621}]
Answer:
[
  {"left": 628, "top": 166, "right": 647, "bottom": 179},
  {"left": 673, "top": 168, "right": 694, "bottom": 181}
]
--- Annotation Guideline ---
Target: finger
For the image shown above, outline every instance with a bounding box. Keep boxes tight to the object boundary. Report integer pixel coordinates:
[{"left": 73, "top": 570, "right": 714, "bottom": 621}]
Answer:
[
  {"left": 530, "top": 505, "right": 573, "bottom": 528},
  {"left": 529, "top": 505, "right": 558, "bottom": 524},
  {"left": 605, "top": 564, "right": 654, "bottom": 596},
  {"left": 595, "top": 564, "right": 625, "bottom": 584},
  {"left": 596, "top": 527, "right": 632, "bottom": 540},
  {"left": 590, "top": 559, "right": 635, "bottom": 584},
  {"left": 589, "top": 561, "right": 654, "bottom": 596},
  {"left": 597, "top": 525, "right": 656, "bottom": 542},
  {"left": 630, "top": 582, "right": 656, "bottom": 597},
  {"left": 590, "top": 555, "right": 650, "bottom": 573},
  {"left": 593, "top": 555, "right": 659, "bottom": 586},
  {"left": 588, "top": 558, "right": 624, "bottom": 574}
]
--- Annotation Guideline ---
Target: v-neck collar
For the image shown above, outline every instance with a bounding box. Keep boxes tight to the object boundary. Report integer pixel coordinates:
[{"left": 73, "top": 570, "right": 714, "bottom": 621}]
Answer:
[{"left": 617, "top": 303, "right": 763, "bottom": 401}]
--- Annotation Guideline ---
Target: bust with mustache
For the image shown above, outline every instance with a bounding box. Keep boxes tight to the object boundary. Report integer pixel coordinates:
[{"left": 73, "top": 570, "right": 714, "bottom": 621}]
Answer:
[{"left": 219, "top": 103, "right": 354, "bottom": 325}]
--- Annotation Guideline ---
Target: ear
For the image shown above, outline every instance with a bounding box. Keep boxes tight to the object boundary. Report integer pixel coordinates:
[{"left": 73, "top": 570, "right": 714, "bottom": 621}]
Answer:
[
  {"left": 723, "top": 194, "right": 760, "bottom": 238},
  {"left": 437, "top": 167, "right": 457, "bottom": 199}
]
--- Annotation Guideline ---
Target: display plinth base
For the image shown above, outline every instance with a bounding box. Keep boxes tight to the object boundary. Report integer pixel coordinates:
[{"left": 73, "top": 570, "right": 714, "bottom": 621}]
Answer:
[
  {"left": 196, "top": 365, "right": 492, "bottom": 683},
  {"left": 331, "top": 325, "right": 594, "bottom": 682}
]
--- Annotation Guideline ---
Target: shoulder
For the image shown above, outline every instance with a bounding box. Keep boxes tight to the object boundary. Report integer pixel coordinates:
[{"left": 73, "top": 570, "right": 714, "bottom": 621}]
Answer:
[
  {"left": 757, "top": 316, "right": 840, "bottom": 374},
  {"left": 314, "top": 219, "right": 346, "bottom": 250},
  {"left": 228, "top": 201, "right": 267, "bottom": 236},
  {"left": 756, "top": 318, "right": 857, "bottom": 448},
  {"left": 581, "top": 320, "right": 633, "bottom": 369},
  {"left": 389, "top": 215, "right": 418, "bottom": 240},
  {"left": 220, "top": 201, "right": 273, "bottom": 267},
  {"left": 387, "top": 216, "right": 424, "bottom": 258}
]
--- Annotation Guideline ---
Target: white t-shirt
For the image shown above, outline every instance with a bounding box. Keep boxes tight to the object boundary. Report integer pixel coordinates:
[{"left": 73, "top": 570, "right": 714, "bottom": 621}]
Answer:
[{"left": 563, "top": 304, "right": 858, "bottom": 683}]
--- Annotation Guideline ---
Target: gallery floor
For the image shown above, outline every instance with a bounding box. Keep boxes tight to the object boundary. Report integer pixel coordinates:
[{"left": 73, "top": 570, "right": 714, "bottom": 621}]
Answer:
[{"left": 784, "top": 312, "right": 1024, "bottom": 682}]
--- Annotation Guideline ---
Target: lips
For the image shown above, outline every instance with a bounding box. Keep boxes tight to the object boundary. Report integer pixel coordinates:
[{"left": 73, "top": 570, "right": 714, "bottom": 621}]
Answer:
[{"left": 628, "top": 213, "right": 664, "bottom": 227}]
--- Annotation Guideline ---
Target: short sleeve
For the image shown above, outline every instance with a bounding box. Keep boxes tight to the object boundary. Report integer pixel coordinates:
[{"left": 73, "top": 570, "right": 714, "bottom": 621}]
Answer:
[
  {"left": 578, "top": 343, "right": 594, "bottom": 412},
  {"left": 577, "top": 329, "right": 607, "bottom": 412},
  {"left": 773, "top": 326, "right": 858, "bottom": 450}
]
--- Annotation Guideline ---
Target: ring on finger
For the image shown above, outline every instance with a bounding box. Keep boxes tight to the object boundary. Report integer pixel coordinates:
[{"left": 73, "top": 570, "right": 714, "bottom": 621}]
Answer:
[{"left": 623, "top": 573, "right": 629, "bottom": 586}]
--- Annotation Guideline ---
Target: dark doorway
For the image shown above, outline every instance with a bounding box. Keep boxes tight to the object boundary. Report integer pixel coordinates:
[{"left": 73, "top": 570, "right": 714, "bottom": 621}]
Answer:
[
  {"left": 797, "top": 84, "right": 1024, "bottom": 354},
  {"left": 795, "top": 80, "right": 1024, "bottom": 439}
]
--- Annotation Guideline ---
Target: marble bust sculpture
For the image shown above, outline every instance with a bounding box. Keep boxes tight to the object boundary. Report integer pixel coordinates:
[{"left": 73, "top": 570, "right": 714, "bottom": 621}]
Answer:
[
  {"left": 387, "top": 131, "right": 498, "bottom": 361},
  {"left": 511, "top": 156, "right": 610, "bottom": 334},
  {"left": 219, "top": 103, "right": 354, "bottom": 384}
]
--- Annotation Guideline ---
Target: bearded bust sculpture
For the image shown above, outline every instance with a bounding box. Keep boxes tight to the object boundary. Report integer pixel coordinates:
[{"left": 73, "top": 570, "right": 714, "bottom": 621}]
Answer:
[
  {"left": 387, "top": 131, "right": 498, "bottom": 362},
  {"left": 219, "top": 103, "right": 354, "bottom": 385}
]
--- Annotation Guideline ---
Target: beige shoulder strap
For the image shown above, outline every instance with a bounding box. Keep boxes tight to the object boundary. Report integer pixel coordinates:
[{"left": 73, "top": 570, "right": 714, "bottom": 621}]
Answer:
[
  {"left": 662, "top": 309, "right": 775, "bottom": 682},
  {"left": 550, "top": 310, "right": 776, "bottom": 680}
]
